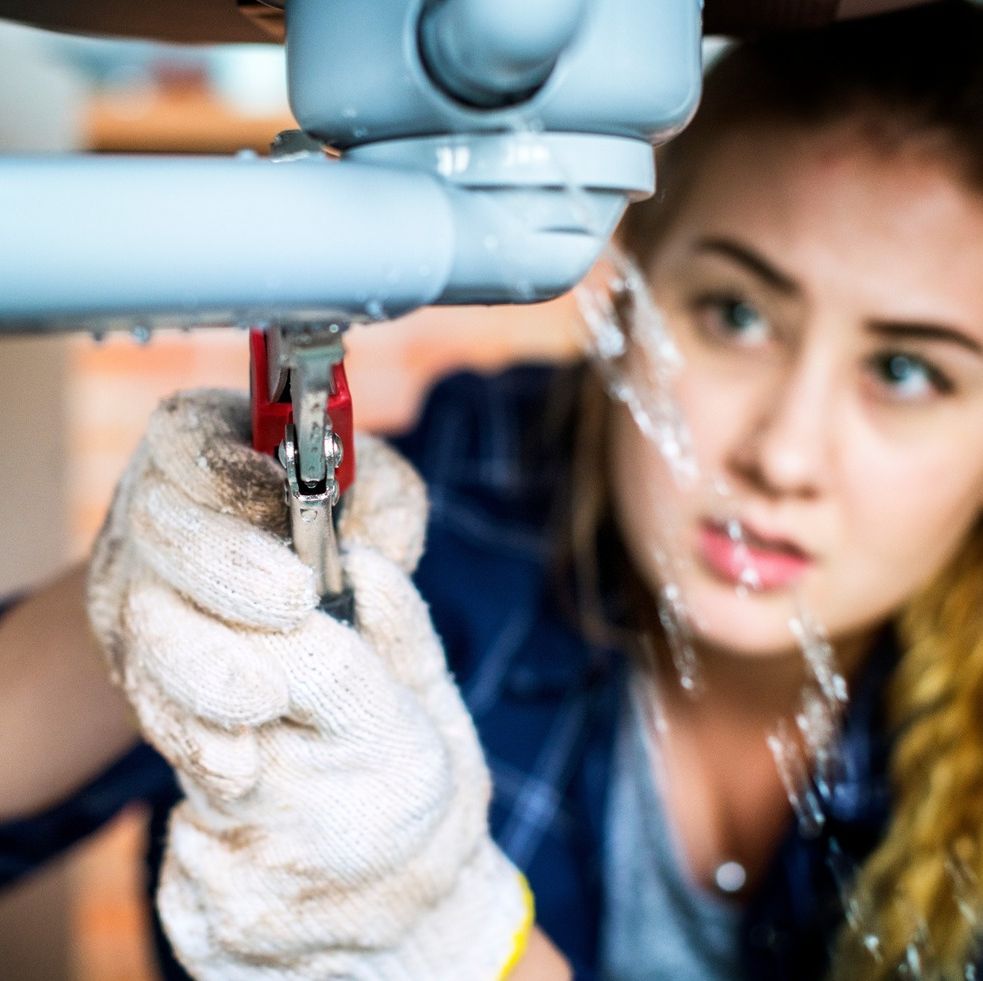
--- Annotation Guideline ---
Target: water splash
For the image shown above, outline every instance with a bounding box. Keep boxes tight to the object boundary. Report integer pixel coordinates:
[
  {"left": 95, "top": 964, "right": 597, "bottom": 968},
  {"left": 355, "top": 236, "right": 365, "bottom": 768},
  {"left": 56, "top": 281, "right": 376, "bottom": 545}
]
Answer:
[
  {"left": 656, "top": 576, "right": 702, "bottom": 694},
  {"left": 564, "top": 166, "right": 854, "bottom": 845},
  {"left": 827, "top": 838, "right": 883, "bottom": 961},
  {"left": 706, "top": 478, "right": 762, "bottom": 596},
  {"left": 767, "top": 719, "right": 826, "bottom": 837},
  {"left": 947, "top": 846, "right": 983, "bottom": 934},
  {"left": 790, "top": 602, "right": 849, "bottom": 707},
  {"left": 575, "top": 243, "right": 698, "bottom": 488},
  {"left": 572, "top": 237, "right": 704, "bottom": 694},
  {"left": 365, "top": 299, "right": 386, "bottom": 321},
  {"left": 633, "top": 640, "right": 670, "bottom": 737},
  {"left": 531, "top": 126, "right": 904, "bottom": 952},
  {"left": 787, "top": 600, "right": 850, "bottom": 803},
  {"left": 889, "top": 894, "right": 936, "bottom": 980}
]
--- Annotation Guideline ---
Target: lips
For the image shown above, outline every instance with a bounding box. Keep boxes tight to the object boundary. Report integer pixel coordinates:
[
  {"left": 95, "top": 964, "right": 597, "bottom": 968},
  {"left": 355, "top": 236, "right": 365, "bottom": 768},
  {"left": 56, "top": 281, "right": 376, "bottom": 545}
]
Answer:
[{"left": 698, "top": 519, "right": 813, "bottom": 591}]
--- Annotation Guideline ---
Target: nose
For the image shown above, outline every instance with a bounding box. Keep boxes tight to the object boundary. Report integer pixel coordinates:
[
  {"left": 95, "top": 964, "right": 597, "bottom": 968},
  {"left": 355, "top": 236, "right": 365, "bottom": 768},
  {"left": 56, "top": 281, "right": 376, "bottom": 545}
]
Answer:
[{"left": 727, "top": 350, "right": 834, "bottom": 501}]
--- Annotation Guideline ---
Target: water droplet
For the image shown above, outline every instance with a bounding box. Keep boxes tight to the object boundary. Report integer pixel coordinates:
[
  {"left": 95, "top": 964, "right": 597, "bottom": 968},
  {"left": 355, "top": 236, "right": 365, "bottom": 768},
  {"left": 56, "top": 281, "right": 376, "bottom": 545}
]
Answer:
[
  {"left": 90, "top": 329, "right": 106, "bottom": 344},
  {"left": 131, "top": 324, "right": 152, "bottom": 345},
  {"left": 946, "top": 851, "right": 982, "bottom": 929},
  {"left": 789, "top": 606, "right": 849, "bottom": 708},
  {"left": 904, "top": 941, "right": 923, "bottom": 976},
  {"left": 657, "top": 576, "right": 702, "bottom": 695},
  {"left": 574, "top": 243, "right": 695, "bottom": 487},
  {"left": 236, "top": 148, "right": 258, "bottom": 161},
  {"left": 568, "top": 154, "right": 850, "bottom": 784},
  {"left": 768, "top": 721, "right": 826, "bottom": 837},
  {"left": 365, "top": 299, "right": 385, "bottom": 320}
]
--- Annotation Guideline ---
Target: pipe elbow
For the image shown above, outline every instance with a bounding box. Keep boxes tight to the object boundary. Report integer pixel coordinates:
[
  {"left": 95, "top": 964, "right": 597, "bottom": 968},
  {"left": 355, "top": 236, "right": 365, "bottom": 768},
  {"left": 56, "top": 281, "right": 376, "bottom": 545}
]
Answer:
[{"left": 418, "top": 0, "right": 589, "bottom": 107}]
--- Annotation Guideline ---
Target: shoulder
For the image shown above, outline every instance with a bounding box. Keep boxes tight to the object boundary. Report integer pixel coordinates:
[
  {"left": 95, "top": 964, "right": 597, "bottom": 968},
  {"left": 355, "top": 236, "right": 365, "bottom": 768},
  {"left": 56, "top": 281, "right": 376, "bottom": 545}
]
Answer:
[{"left": 391, "top": 361, "right": 583, "bottom": 554}]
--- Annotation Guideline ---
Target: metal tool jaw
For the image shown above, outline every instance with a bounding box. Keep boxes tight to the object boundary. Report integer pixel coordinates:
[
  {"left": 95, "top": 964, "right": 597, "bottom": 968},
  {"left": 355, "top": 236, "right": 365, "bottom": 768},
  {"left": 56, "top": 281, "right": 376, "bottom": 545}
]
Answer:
[{"left": 250, "top": 323, "right": 356, "bottom": 624}]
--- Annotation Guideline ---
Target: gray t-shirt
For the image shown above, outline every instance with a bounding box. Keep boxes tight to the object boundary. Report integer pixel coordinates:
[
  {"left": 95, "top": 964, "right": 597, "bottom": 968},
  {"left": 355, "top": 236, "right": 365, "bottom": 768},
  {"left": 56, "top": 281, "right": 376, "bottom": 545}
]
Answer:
[{"left": 600, "top": 676, "right": 744, "bottom": 980}]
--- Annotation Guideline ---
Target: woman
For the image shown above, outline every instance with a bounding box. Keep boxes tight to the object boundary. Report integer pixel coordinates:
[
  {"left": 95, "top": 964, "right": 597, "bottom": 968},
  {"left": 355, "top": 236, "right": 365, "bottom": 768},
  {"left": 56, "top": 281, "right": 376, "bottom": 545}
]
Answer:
[
  {"left": 590, "top": 4, "right": 983, "bottom": 974},
  {"left": 3, "top": 2, "right": 983, "bottom": 978}
]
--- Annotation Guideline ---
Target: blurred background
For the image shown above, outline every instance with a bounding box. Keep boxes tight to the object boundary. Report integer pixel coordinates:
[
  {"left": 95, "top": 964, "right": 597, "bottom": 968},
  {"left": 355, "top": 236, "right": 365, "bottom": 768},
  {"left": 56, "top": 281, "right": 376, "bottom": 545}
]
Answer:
[{"left": 0, "top": 19, "right": 583, "bottom": 980}]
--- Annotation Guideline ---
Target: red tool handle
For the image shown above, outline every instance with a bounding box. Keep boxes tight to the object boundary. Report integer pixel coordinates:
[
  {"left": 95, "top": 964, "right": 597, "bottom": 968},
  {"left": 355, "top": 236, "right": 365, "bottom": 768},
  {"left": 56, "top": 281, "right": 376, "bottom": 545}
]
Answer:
[{"left": 249, "top": 328, "right": 356, "bottom": 495}]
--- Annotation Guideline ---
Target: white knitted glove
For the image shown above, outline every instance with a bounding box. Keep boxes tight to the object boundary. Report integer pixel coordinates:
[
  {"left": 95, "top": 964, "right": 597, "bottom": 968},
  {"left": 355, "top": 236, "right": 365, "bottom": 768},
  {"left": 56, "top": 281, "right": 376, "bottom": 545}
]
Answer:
[{"left": 87, "top": 390, "right": 532, "bottom": 981}]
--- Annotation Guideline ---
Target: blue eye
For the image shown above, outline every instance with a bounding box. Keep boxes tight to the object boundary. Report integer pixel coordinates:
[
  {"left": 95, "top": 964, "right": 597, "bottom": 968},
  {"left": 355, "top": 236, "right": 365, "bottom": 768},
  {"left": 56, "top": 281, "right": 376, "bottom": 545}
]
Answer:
[
  {"left": 868, "top": 352, "right": 952, "bottom": 401},
  {"left": 722, "top": 300, "right": 761, "bottom": 331},
  {"left": 695, "top": 295, "right": 769, "bottom": 346}
]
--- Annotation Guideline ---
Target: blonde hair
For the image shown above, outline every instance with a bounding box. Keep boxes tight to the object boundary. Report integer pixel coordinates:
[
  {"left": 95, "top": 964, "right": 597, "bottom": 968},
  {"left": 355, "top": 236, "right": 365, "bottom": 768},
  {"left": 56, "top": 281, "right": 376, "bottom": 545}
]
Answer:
[{"left": 830, "top": 526, "right": 983, "bottom": 978}]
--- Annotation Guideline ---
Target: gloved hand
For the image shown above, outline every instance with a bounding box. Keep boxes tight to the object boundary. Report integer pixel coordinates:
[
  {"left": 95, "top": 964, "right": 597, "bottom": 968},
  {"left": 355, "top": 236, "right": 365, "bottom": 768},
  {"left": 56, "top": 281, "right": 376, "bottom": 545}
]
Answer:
[{"left": 86, "top": 390, "right": 533, "bottom": 981}]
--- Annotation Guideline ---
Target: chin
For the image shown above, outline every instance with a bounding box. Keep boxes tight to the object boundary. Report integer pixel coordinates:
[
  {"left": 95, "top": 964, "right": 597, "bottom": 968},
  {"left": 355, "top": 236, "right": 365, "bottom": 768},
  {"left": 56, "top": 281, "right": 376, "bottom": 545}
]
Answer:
[{"left": 679, "top": 577, "right": 808, "bottom": 659}]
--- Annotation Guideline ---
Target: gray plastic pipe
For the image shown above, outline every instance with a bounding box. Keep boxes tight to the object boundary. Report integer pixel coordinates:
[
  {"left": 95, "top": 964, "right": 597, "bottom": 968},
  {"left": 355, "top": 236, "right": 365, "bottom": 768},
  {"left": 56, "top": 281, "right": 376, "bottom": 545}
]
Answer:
[
  {"left": 418, "top": 0, "right": 590, "bottom": 107},
  {"left": 0, "top": 154, "right": 455, "bottom": 328},
  {"left": 0, "top": 136, "right": 647, "bottom": 327}
]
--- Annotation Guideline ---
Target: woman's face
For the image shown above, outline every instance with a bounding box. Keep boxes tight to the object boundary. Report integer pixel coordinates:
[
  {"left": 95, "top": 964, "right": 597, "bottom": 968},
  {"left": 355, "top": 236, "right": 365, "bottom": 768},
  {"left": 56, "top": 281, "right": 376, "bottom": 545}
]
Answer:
[{"left": 611, "top": 123, "right": 983, "bottom": 658}]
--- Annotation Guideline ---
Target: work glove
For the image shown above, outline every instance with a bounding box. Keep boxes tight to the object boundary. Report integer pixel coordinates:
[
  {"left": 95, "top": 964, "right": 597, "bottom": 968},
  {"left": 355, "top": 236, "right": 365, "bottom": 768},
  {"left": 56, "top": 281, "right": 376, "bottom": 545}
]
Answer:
[{"left": 86, "top": 390, "right": 533, "bottom": 981}]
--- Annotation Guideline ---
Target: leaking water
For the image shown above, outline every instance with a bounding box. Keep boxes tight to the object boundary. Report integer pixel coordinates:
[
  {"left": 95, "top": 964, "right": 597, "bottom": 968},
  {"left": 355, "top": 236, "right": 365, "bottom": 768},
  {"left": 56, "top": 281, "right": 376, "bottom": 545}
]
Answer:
[
  {"left": 896, "top": 905, "right": 935, "bottom": 979},
  {"left": 656, "top": 577, "right": 702, "bottom": 694},
  {"left": 573, "top": 237, "right": 850, "bottom": 796},
  {"left": 550, "top": 156, "right": 920, "bottom": 958},
  {"left": 576, "top": 244, "right": 697, "bottom": 487},
  {"left": 767, "top": 720, "right": 826, "bottom": 837},
  {"left": 827, "top": 839, "right": 883, "bottom": 962},
  {"left": 364, "top": 299, "right": 386, "bottom": 321},
  {"left": 947, "top": 848, "right": 983, "bottom": 934}
]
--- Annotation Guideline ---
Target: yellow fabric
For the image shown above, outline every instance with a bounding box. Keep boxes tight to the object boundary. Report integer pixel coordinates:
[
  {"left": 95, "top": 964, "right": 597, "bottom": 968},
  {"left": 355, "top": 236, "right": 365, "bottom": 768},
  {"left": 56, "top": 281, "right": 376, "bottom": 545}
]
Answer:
[{"left": 498, "top": 874, "right": 536, "bottom": 979}]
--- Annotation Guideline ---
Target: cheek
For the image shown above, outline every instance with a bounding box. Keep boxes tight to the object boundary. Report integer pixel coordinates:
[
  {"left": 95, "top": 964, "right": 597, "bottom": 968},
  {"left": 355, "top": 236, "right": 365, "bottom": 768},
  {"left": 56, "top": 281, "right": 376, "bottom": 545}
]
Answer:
[
  {"left": 673, "top": 366, "right": 753, "bottom": 476},
  {"left": 836, "top": 431, "right": 983, "bottom": 604}
]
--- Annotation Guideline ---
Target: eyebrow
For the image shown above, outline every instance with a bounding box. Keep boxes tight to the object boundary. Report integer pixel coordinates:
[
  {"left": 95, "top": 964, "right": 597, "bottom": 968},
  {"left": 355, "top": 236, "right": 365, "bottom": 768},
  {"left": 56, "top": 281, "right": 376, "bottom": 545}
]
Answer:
[
  {"left": 867, "top": 321, "right": 983, "bottom": 356},
  {"left": 695, "top": 237, "right": 983, "bottom": 356},
  {"left": 693, "top": 237, "right": 800, "bottom": 296}
]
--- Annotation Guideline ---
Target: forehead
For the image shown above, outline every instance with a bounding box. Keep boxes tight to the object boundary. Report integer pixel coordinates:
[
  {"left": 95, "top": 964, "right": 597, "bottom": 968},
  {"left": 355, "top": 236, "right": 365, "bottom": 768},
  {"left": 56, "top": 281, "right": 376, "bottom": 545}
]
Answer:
[{"left": 660, "top": 123, "right": 983, "bottom": 323}]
